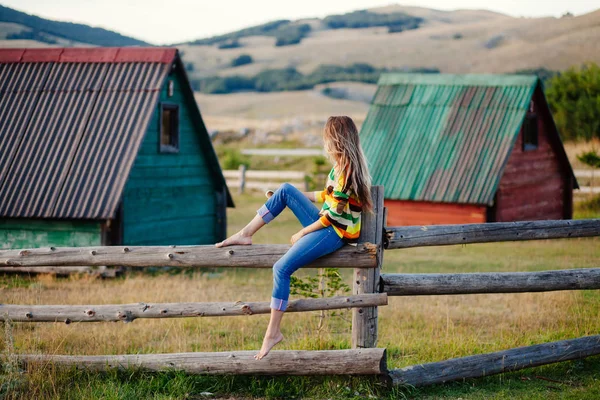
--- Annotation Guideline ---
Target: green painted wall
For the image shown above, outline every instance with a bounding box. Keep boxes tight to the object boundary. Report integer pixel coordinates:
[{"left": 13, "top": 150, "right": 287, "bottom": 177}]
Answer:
[
  {"left": 122, "top": 68, "right": 217, "bottom": 245},
  {"left": 0, "top": 219, "right": 101, "bottom": 250}
]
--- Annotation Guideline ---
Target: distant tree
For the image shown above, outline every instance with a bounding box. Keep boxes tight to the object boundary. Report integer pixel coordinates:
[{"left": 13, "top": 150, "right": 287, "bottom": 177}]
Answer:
[
  {"left": 546, "top": 63, "right": 600, "bottom": 141},
  {"left": 218, "top": 40, "right": 242, "bottom": 49},
  {"left": 192, "top": 20, "right": 289, "bottom": 46},
  {"left": 231, "top": 54, "right": 253, "bottom": 67},
  {"left": 254, "top": 68, "right": 303, "bottom": 91},
  {"left": 324, "top": 10, "right": 422, "bottom": 31},
  {"left": 578, "top": 151, "right": 600, "bottom": 168},
  {"left": 577, "top": 150, "right": 600, "bottom": 198},
  {"left": 7, "top": 29, "right": 57, "bottom": 44},
  {"left": 274, "top": 24, "right": 311, "bottom": 46}
]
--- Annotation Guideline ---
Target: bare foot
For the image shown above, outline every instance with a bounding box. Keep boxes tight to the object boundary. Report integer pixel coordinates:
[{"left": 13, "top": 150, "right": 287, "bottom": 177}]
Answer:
[
  {"left": 254, "top": 331, "right": 284, "bottom": 360},
  {"left": 215, "top": 231, "right": 252, "bottom": 248}
]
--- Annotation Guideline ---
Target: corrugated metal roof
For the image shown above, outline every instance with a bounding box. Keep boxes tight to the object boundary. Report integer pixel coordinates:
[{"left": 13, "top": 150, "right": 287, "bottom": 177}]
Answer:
[
  {"left": 0, "top": 48, "right": 174, "bottom": 219},
  {"left": 360, "top": 73, "right": 542, "bottom": 205}
]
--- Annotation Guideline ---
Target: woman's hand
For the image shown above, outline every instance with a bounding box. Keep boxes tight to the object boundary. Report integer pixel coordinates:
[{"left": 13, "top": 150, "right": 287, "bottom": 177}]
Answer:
[{"left": 291, "top": 229, "right": 306, "bottom": 245}]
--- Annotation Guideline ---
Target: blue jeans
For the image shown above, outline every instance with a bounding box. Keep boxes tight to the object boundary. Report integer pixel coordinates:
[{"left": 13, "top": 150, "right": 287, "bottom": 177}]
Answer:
[{"left": 257, "top": 183, "right": 345, "bottom": 311}]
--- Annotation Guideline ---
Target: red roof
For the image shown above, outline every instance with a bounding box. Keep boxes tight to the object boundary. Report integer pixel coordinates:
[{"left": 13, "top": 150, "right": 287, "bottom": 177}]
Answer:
[{"left": 0, "top": 47, "right": 177, "bottom": 64}]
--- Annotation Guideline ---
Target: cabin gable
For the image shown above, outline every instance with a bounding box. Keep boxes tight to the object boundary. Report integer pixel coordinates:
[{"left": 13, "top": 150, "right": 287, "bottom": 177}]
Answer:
[
  {"left": 121, "top": 65, "right": 219, "bottom": 245},
  {"left": 494, "top": 85, "right": 573, "bottom": 221}
]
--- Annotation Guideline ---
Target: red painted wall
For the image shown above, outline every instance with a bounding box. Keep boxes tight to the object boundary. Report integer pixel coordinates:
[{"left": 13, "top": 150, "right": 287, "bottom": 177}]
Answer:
[
  {"left": 385, "top": 199, "right": 486, "bottom": 226},
  {"left": 494, "top": 86, "right": 571, "bottom": 222}
]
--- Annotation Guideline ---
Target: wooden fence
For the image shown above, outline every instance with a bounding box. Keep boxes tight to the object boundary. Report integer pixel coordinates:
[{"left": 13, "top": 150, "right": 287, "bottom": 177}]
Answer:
[
  {"left": 574, "top": 168, "right": 600, "bottom": 194},
  {"left": 223, "top": 166, "right": 308, "bottom": 194},
  {"left": 1, "top": 186, "right": 599, "bottom": 387}
]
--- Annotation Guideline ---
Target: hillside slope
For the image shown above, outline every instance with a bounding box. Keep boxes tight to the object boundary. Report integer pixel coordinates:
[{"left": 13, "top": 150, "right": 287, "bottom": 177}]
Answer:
[
  {"left": 0, "top": 4, "right": 147, "bottom": 47},
  {"left": 179, "top": 7, "right": 600, "bottom": 78}
]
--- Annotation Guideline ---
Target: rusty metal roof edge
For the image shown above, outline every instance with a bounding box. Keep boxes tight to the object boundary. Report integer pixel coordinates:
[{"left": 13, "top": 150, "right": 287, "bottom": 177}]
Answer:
[
  {"left": 378, "top": 73, "right": 539, "bottom": 88},
  {"left": 0, "top": 47, "right": 177, "bottom": 64}
]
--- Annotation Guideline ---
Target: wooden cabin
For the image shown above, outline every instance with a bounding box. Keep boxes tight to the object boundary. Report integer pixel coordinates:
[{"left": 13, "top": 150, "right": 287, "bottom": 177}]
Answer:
[
  {"left": 360, "top": 73, "right": 578, "bottom": 226},
  {"left": 0, "top": 47, "right": 233, "bottom": 250}
]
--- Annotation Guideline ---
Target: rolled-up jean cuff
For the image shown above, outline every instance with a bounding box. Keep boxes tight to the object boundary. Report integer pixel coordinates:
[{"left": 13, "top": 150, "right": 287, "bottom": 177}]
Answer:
[
  {"left": 257, "top": 204, "right": 275, "bottom": 224},
  {"left": 270, "top": 297, "right": 288, "bottom": 311}
]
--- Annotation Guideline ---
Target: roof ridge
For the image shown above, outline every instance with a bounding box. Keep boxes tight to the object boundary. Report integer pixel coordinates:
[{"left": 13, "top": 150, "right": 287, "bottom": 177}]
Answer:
[
  {"left": 378, "top": 73, "right": 539, "bottom": 87},
  {"left": 0, "top": 47, "right": 177, "bottom": 64}
]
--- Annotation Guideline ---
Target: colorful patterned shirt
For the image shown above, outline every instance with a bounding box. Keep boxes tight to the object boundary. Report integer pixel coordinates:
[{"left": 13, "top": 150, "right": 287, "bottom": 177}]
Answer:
[{"left": 313, "top": 166, "right": 363, "bottom": 245}]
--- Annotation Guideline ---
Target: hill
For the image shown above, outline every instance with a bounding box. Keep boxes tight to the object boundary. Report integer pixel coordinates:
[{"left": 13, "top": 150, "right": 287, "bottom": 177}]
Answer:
[
  {"left": 179, "top": 6, "right": 600, "bottom": 80},
  {"left": 0, "top": 4, "right": 147, "bottom": 47}
]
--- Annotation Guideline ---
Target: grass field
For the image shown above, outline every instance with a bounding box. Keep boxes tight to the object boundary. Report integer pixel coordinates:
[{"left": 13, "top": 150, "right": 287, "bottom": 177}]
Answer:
[{"left": 1, "top": 192, "right": 599, "bottom": 399}]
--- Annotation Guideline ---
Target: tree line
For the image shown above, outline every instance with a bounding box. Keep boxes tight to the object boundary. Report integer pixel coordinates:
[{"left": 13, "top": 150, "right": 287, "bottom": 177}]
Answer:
[
  {"left": 0, "top": 5, "right": 147, "bottom": 46},
  {"left": 190, "top": 10, "right": 423, "bottom": 48},
  {"left": 191, "top": 64, "right": 439, "bottom": 94}
]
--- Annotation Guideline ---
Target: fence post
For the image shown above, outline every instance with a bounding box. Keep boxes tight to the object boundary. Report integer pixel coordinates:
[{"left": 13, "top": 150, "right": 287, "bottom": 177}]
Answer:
[
  {"left": 238, "top": 165, "right": 246, "bottom": 194},
  {"left": 352, "top": 185, "right": 385, "bottom": 348}
]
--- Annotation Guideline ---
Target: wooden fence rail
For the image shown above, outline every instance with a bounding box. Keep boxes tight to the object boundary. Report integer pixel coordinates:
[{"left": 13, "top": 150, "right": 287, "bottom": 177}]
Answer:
[
  {"left": 574, "top": 168, "right": 599, "bottom": 194},
  {"left": 2, "top": 194, "right": 599, "bottom": 387},
  {"left": 386, "top": 219, "right": 600, "bottom": 249},
  {"left": 0, "top": 243, "right": 377, "bottom": 269},
  {"left": 381, "top": 268, "right": 600, "bottom": 296},
  {"left": 19, "top": 348, "right": 387, "bottom": 376},
  {"left": 391, "top": 335, "right": 600, "bottom": 387},
  {"left": 1, "top": 294, "right": 388, "bottom": 323},
  {"left": 224, "top": 166, "right": 308, "bottom": 194}
]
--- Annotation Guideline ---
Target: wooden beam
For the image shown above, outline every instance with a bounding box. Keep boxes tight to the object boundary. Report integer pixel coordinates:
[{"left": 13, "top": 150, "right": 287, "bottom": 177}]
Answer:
[
  {"left": 19, "top": 348, "right": 387, "bottom": 376},
  {"left": 390, "top": 335, "right": 600, "bottom": 387},
  {"left": 386, "top": 219, "right": 600, "bottom": 249},
  {"left": 0, "top": 294, "right": 388, "bottom": 323},
  {"left": 0, "top": 266, "right": 118, "bottom": 277},
  {"left": 381, "top": 268, "right": 600, "bottom": 296},
  {"left": 353, "top": 186, "right": 385, "bottom": 349},
  {"left": 0, "top": 243, "right": 377, "bottom": 269}
]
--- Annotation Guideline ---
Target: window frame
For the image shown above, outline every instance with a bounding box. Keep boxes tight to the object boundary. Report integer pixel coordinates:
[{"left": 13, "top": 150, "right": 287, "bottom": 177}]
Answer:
[
  {"left": 159, "top": 102, "right": 180, "bottom": 153},
  {"left": 522, "top": 113, "right": 539, "bottom": 152}
]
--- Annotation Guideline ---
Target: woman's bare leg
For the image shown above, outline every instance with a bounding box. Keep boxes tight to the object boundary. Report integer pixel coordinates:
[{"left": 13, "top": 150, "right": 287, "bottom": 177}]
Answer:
[
  {"left": 254, "top": 309, "right": 285, "bottom": 360},
  {"left": 215, "top": 214, "right": 265, "bottom": 247}
]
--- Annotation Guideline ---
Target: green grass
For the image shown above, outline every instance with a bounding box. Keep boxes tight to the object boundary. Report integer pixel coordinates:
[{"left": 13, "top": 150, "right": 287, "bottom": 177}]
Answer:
[{"left": 1, "top": 194, "right": 599, "bottom": 399}]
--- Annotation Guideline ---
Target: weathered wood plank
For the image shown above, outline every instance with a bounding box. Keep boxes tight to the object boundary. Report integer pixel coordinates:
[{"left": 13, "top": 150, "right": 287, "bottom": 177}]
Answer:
[
  {"left": 0, "top": 266, "right": 117, "bottom": 278},
  {"left": 0, "top": 294, "right": 388, "bottom": 323},
  {"left": 0, "top": 243, "right": 377, "bottom": 269},
  {"left": 381, "top": 268, "right": 600, "bottom": 296},
  {"left": 386, "top": 219, "right": 600, "bottom": 249},
  {"left": 390, "top": 335, "right": 600, "bottom": 387},
  {"left": 19, "top": 348, "right": 387, "bottom": 376},
  {"left": 223, "top": 170, "right": 306, "bottom": 180},
  {"left": 227, "top": 180, "right": 306, "bottom": 192},
  {"left": 353, "top": 186, "right": 384, "bottom": 349}
]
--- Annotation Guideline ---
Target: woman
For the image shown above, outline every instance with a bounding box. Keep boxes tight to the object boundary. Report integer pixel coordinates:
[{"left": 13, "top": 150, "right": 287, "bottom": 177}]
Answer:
[{"left": 215, "top": 116, "right": 372, "bottom": 359}]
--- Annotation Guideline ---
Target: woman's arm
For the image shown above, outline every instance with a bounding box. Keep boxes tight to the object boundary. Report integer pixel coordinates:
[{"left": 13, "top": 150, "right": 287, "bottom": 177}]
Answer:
[{"left": 291, "top": 219, "right": 325, "bottom": 244}]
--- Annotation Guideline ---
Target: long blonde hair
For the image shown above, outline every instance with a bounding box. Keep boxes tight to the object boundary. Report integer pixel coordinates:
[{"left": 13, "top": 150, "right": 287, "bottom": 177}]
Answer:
[{"left": 323, "top": 116, "right": 373, "bottom": 212}]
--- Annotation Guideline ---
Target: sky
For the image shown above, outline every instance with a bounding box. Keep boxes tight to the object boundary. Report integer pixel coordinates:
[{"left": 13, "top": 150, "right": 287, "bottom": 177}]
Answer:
[{"left": 2, "top": 0, "right": 598, "bottom": 45}]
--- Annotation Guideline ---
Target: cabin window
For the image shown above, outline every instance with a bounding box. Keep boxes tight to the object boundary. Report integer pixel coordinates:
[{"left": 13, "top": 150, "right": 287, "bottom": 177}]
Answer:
[
  {"left": 522, "top": 114, "right": 538, "bottom": 151},
  {"left": 160, "top": 103, "right": 179, "bottom": 153},
  {"left": 167, "top": 80, "right": 174, "bottom": 97}
]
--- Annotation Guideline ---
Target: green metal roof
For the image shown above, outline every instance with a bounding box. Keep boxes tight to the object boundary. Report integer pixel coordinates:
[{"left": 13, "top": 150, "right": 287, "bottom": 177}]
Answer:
[{"left": 360, "top": 73, "right": 539, "bottom": 206}]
